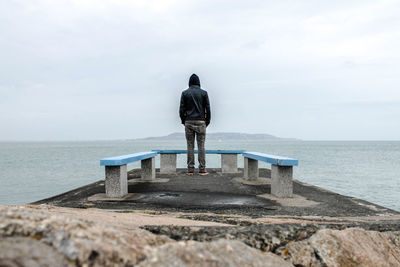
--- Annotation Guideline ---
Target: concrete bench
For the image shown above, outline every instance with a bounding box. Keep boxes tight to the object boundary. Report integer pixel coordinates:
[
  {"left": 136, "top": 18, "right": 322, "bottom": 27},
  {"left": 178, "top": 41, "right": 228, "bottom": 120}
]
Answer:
[
  {"left": 153, "top": 150, "right": 245, "bottom": 173},
  {"left": 100, "top": 151, "right": 157, "bottom": 197},
  {"left": 242, "top": 152, "right": 298, "bottom": 198}
]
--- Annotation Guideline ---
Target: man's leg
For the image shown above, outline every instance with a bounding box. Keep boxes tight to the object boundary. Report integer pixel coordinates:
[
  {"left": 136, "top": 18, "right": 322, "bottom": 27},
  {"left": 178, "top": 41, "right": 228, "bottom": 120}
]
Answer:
[
  {"left": 196, "top": 122, "right": 206, "bottom": 172},
  {"left": 185, "top": 122, "right": 195, "bottom": 173}
]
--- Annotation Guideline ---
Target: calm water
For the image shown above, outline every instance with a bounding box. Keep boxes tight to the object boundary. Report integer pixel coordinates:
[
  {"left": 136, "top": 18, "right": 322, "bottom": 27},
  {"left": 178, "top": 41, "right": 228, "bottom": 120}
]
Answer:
[{"left": 0, "top": 140, "right": 399, "bottom": 211}]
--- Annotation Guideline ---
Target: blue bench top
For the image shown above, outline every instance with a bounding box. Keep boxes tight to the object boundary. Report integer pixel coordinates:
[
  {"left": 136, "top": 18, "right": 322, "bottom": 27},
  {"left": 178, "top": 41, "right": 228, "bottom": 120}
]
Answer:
[
  {"left": 152, "top": 150, "right": 245, "bottom": 154},
  {"left": 100, "top": 151, "right": 157, "bottom": 166},
  {"left": 243, "top": 151, "right": 298, "bottom": 166}
]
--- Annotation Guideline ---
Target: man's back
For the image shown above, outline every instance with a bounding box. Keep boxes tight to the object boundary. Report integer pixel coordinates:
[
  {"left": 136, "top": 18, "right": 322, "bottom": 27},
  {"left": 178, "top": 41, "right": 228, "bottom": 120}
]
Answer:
[
  {"left": 180, "top": 86, "right": 210, "bottom": 123},
  {"left": 179, "top": 73, "right": 211, "bottom": 126}
]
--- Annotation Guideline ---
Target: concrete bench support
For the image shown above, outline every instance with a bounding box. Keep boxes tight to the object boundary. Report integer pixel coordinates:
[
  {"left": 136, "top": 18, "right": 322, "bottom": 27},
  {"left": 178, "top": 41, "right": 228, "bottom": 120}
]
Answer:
[
  {"left": 244, "top": 157, "right": 259, "bottom": 180},
  {"left": 141, "top": 157, "right": 155, "bottom": 180},
  {"left": 242, "top": 151, "right": 298, "bottom": 198},
  {"left": 271, "top": 165, "right": 293, "bottom": 198},
  {"left": 105, "top": 165, "right": 127, "bottom": 198},
  {"left": 221, "top": 154, "right": 238, "bottom": 173},
  {"left": 160, "top": 154, "right": 177, "bottom": 173},
  {"left": 100, "top": 151, "right": 158, "bottom": 198}
]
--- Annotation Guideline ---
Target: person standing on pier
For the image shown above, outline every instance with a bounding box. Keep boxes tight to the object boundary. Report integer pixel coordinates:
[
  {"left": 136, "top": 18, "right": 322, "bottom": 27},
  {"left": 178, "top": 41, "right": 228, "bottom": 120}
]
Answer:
[{"left": 179, "top": 73, "right": 211, "bottom": 175}]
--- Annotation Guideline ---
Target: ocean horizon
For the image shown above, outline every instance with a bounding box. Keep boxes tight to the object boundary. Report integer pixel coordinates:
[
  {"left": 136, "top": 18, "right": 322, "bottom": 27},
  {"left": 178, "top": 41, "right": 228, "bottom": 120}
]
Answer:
[{"left": 0, "top": 140, "right": 399, "bottom": 212}]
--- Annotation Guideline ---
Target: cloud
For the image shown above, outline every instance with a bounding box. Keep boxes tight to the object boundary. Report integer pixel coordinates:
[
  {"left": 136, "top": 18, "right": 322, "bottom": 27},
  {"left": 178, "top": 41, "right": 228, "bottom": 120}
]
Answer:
[{"left": 0, "top": 0, "right": 399, "bottom": 140}]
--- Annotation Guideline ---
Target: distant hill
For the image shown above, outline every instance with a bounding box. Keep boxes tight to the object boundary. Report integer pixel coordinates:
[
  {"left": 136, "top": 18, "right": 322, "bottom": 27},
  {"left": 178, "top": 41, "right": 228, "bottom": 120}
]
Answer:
[{"left": 139, "top": 132, "right": 298, "bottom": 141}]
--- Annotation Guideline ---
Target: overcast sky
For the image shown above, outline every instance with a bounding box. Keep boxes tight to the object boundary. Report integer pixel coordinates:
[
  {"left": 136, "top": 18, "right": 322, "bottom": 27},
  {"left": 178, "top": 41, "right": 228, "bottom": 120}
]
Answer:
[{"left": 1, "top": 0, "right": 399, "bottom": 141}]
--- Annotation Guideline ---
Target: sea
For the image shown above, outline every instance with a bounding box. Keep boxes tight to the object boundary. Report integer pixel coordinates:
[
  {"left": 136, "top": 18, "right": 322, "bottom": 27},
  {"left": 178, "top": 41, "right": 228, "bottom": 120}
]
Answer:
[{"left": 0, "top": 140, "right": 399, "bottom": 212}]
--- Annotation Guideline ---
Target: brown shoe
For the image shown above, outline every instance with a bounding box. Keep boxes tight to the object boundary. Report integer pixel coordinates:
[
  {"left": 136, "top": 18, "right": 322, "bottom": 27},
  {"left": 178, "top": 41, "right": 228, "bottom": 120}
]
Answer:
[
  {"left": 187, "top": 171, "right": 194, "bottom": 176},
  {"left": 199, "top": 171, "right": 209, "bottom": 176}
]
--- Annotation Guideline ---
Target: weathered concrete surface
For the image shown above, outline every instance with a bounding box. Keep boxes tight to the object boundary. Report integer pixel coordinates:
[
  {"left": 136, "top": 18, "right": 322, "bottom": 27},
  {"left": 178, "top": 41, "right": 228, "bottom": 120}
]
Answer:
[
  {"left": 271, "top": 165, "right": 293, "bottom": 198},
  {"left": 35, "top": 168, "right": 399, "bottom": 218},
  {"left": 105, "top": 165, "right": 127, "bottom": 198},
  {"left": 282, "top": 228, "right": 400, "bottom": 267},
  {"left": 141, "top": 157, "right": 155, "bottom": 180},
  {"left": 221, "top": 154, "right": 238, "bottom": 173},
  {"left": 160, "top": 154, "right": 177, "bottom": 173},
  {"left": 257, "top": 193, "right": 320, "bottom": 207},
  {"left": 234, "top": 177, "right": 271, "bottom": 185},
  {"left": 244, "top": 157, "right": 259, "bottom": 180}
]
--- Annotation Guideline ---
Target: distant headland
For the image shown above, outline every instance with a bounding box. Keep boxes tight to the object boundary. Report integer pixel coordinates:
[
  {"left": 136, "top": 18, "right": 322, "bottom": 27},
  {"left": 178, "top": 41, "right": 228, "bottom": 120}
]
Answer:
[{"left": 136, "top": 132, "right": 299, "bottom": 141}]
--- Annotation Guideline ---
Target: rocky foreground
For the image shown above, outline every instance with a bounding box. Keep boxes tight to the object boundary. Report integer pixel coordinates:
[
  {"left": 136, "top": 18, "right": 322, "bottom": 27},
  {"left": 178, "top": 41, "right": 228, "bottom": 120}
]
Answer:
[{"left": 1, "top": 205, "right": 400, "bottom": 266}]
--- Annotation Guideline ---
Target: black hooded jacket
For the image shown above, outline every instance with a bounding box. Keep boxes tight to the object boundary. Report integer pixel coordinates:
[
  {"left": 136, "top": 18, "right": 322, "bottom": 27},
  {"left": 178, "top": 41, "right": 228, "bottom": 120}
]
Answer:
[{"left": 179, "top": 74, "right": 211, "bottom": 126}]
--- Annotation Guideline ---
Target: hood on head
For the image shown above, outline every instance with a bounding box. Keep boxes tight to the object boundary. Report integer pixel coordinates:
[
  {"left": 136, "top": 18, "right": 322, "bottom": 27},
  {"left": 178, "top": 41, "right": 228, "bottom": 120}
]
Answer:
[{"left": 189, "top": 73, "right": 200, "bottom": 87}]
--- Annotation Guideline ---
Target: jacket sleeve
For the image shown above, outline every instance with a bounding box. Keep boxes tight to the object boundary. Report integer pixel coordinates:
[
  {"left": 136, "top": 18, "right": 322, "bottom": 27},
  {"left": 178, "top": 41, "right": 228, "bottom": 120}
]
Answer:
[
  {"left": 204, "top": 92, "right": 211, "bottom": 126},
  {"left": 179, "top": 92, "right": 186, "bottom": 124}
]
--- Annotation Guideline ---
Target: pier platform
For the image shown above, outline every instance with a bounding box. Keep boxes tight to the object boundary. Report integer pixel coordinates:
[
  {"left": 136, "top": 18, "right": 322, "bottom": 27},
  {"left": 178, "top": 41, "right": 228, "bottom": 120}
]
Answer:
[{"left": 35, "top": 168, "right": 398, "bottom": 218}]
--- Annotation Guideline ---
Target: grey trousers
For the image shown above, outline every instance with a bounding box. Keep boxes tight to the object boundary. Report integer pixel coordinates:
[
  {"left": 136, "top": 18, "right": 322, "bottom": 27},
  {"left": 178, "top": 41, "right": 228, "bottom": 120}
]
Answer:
[{"left": 185, "top": 120, "right": 206, "bottom": 171}]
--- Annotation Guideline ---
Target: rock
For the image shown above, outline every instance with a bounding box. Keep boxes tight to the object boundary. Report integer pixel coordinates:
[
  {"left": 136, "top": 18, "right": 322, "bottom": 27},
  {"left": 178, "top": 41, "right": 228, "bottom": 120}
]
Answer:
[
  {"left": 1, "top": 205, "right": 400, "bottom": 267},
  {"left": 139, "top": 239, "right": 293, "bottom": 267},
  {"left": 0, "top": 206, "right": 293, "bottom": 266},
  {"left": 284, "top": 228, "right": 400, "bottom": 267},
  {"left": 0, "top": 237, "right": 73, "bottom": 267},
  {"left": 384, "top": 231, "right": 400, "bottom": 247},
  {"left": 278, "top": 241, "right": 324, "bottom": 267},
  {"left": 0, "top": 206, "right": 170, "bottom": 266}
]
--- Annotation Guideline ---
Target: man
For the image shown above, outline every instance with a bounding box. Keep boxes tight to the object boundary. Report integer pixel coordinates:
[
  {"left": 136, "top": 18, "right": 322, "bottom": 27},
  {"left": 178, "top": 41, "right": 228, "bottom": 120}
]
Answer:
[{"left": 179, "top": 73, "right": 211, "bottom": 175}]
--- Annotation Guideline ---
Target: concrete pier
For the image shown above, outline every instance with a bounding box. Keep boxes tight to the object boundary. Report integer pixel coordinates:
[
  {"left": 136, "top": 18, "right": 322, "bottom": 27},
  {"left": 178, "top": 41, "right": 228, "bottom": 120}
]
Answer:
[
  {"left": 271, "top": 165, "right": 293, "bottom": 197},
  {"left": 27, "top": 165, "right": 400, "bottom": 267},
  {"left": 38, "top": 167, "right": 399, "bottom": 220},
  {"left": 244, "top": 157, "right": 259, "bottom": 180},
  {"left": 141, "top": 157, "right": 155, "bottom": 180},
  {"left": 105, "top": 165, "right": 127, "bottom": 198},
  {"left": 221, "top": 154, "right": 238, "bottom": 173},
  {"left": 160, "top": 154, "right": 177, "bottom": 173}
]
